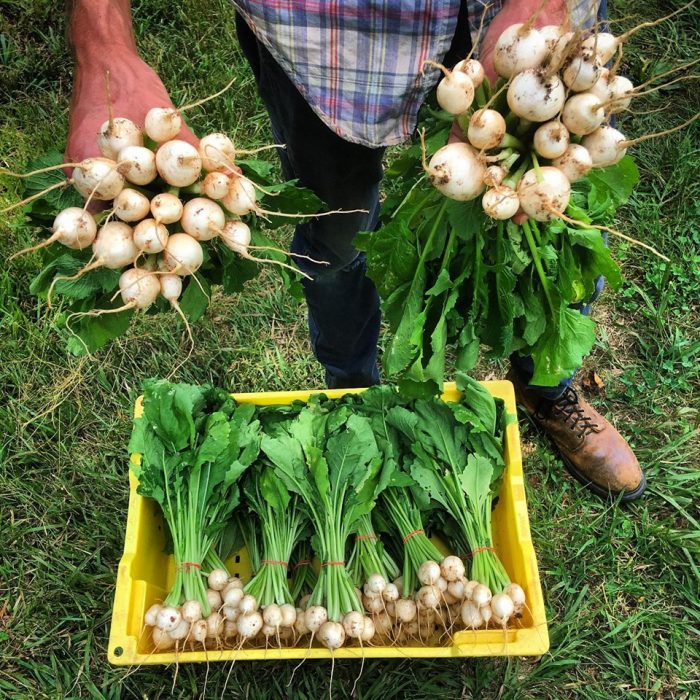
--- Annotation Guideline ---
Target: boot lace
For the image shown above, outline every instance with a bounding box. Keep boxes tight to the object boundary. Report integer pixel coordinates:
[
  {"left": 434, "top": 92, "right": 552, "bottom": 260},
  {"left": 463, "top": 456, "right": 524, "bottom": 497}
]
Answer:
[{"left": 535, "top": 387, "right": 599, "bottom": 439}]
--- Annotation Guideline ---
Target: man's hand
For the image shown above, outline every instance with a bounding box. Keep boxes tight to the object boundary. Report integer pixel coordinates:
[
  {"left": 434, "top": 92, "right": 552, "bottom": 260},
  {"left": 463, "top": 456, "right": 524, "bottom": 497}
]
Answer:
[
  {"left": 479, "top": 0, "right": 567, "bottom": 84},
  {"left": 66, "top": 1, "right": 197, "bottom": 170}
]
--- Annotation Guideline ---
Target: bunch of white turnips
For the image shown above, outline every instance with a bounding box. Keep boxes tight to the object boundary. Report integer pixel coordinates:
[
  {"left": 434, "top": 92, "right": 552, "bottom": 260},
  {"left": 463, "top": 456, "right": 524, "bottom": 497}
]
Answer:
[
  {"left": 424, "top": 20, "right": 685, "bottom": 222},
  {"left": 7, "top": 100, "right": 327, "bottom": 328},
  {"left": 143, "top": 555, "right": 527, "bottom": 651}
]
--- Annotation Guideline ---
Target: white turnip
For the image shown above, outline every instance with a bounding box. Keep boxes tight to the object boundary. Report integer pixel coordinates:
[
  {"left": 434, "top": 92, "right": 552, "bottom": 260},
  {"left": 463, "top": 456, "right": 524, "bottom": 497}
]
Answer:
[
  {"left": 155, "top": 140, "right": 202, "bottom": 187},
  {"left": 133, "top": 219, "right": 169, "bottom": 253},
  {"left": 117, "top": 145, "right": 157, "bottom": 186},
  {"left": 507, "top": 70, "right": 566, "bottom": 122},
  {"left": 533, "top": 120, "right": 570, "bottom": 159},
  {"left": 97, "top": 117, "right": 142, "bottom": 160},
  {"left": 494, "top": 24, "right": 548, "bottom": 77},
  {"left": 518, "top": 166, "right": 571, "bottom": 220},
  {"left": 150, "top": 192, "right": 183, "bottom": 224},
  {"left": 113, "top": 188, "right": 150, "bottom": 222},
  {"left": 425, "top": 142, "right": 486, "bottom": 201},
  {"left": 467, "top": 109, "right": 506, "bottom": 150},
  {"left": 553, "top": 143, "right": 593, "bottom": 182}
]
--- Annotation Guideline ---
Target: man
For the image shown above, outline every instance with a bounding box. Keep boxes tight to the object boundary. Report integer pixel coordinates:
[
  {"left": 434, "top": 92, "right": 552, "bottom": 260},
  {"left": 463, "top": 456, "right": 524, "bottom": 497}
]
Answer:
[{"left": 67, "top": 1, "right": 646, "bottom": 501}]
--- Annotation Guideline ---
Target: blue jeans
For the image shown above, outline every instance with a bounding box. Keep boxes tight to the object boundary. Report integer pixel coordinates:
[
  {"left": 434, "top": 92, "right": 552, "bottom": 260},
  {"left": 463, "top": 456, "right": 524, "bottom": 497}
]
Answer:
[{"left": 237, "top": 14, "right": 383, "bottom": 388}]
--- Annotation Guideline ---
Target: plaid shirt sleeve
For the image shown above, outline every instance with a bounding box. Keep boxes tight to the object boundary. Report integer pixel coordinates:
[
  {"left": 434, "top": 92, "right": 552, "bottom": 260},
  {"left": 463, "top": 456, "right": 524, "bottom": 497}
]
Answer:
[{"left": 234, "top": 1, "right": 602, "bottom": 148}]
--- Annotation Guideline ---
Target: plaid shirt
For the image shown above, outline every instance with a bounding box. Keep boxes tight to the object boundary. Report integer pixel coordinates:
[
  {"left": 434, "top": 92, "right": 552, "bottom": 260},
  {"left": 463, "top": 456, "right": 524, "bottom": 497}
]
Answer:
[{"left": 233, "top": 1, "right": 598, "bottom": 148}]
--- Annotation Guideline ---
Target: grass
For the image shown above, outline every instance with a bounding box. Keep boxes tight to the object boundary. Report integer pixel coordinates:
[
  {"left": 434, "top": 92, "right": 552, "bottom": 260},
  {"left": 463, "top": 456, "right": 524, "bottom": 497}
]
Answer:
[{"left": 1, "top": 0, "right": 698, "bottom": 698}]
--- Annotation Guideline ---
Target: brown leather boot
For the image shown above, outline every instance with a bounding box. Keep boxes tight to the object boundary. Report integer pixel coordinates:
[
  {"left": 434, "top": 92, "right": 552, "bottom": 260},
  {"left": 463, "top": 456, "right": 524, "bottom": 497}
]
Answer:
[{"left": 506, "top": 369, "right": 646, "bottom": 502}]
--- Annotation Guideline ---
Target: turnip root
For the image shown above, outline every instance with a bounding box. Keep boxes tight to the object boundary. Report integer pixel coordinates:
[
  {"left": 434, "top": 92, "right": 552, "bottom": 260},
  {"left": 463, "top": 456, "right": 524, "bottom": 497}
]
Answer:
[
  {"left": 117, "top": 145, "right": 157, "bottom": 186},
  {"left": 152, "top": 625, "right": 176, "bottom": 650},
  {"left": 144, "top": 107, "right": 183, "bottom": 143},
  {"left": 156, "top": 606, "right": 182, "bottom": 632},
  {"left": 493, "top": 24, "right": 548, "bottom": 78},
  {"left": 533, "top": 120, "right": 570, "bottom": 159},
  {"left": 91, "top": 221, "right": 139, "bottom": 269},
  {"left": 208, "top": 568, "right": 229, "bottom": 592},
  {"left": 539, "top": 24, "right": 564, "bottom": 50},
  {"left": 203, "top": 171, "right": 231, "bottom": 200},
  {"left": 181, "top": 600, "right": 203, "bottom": 624},
  {"left": 133, "top": 219, "right": 169, "bottom": 254},
  {"left": 155, "top": 140, "right": 202, "bottom": 187},
  {"left": 507, "top": 70, "right": 566, "bottom": 122},
  {"left": 144, "top": 603, "right": 163, "bottom": 627},
  {"left": 424, "top": 141, "right": 486, "bottom": 201},
  {"left": 150, "top": 192, "right": 183, "bottom": 224},
  {"left": 10, "top": 207, "right": 97, "bottom": 259},
  {"left": 113, "top": 188, "right": 150, "bottom": 222},
  {"left": 484, "top": 165, "right": 507, "bottom": 187},
  {"left": 97, "top": 117, "right": 143, "bottom": 160},
  {"left": 118, "top": 267, "right": 161, "bottom": 309},
  {"left": 440, "top": 556, "right": 465, "bottom": 582},
  {"left": 454, "top": 58, "right": 485, "bottom": 87},
  {"left": 418, "top": 560, "right": 441, "bottom": 586},
  {"left": 467, "top": 109, "right": 507, "bottom": 150},
  {"left": 181, "top": 198, "right": 226, "bottom": 241},
  {"left": 482, "top": 187, "right": 520, "bottom": 220},
  {"left": 553, "top": 144, "right": 593, "bottom": 182},
  {"left": 159, "top": 233, "right": 203, "bottom": 276},
  {"left": 144, "top": 78, "right": 237, "bottom": 143},
  {"left": 72, "top": 157, "right": 125, "bottom": 201},
  {"left": 561, "top": 93, "right": 605, "bottom": 135},
  {"left": 562, "top": 51, "right": 603, "bottom": 92},
  {"left": 471, "top": 584, "right": 493, "bottom": 609},
  {"left": 436, "top": 69, "right": 475, "bottom": 115},
  {"left": 518, "top": 166, "right": 571, "bottom": 221},
  {"left": 461, "top": 601, "right": 484, "bottom": 629},
  {"left": 219, "top": 221, "right": 314, "bottom": 280},
  {"left": 581, "top": 125, "right": 627, "bottom": 166},
  {"left": 318, "top": 621, "right": 345, "bottom": 650}
]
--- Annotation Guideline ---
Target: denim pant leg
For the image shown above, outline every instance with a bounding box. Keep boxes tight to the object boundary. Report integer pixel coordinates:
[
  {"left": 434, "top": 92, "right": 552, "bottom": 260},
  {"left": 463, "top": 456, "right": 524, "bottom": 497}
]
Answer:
[{"left": 235, "top": 14, "right": 384, "bottom": 388}]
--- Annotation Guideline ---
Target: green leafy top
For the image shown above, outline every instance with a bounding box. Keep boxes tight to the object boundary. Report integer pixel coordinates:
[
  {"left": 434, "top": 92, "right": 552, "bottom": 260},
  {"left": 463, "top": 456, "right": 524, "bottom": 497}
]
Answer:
[
  {"left": 129, "top": 379, "right": 261, "bottom": 546},
  {"left": 260, "top": 395, "right": 391, "bottom": 553}
]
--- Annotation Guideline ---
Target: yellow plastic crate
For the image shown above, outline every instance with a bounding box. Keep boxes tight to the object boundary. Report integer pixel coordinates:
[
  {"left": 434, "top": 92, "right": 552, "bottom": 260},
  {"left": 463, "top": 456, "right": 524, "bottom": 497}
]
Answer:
[{"left": 108, "top": 380, "right": 549, "bottom": 664}]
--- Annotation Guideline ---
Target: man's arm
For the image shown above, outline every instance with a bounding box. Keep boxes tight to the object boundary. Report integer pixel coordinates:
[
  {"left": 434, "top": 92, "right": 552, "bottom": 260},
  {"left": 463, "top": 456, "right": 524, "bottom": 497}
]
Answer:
[
  {"left": 479, "top": 0, "right": 567, "bottom": 83},
  {"left": 66, "top": 0, "right": 197, "bottom": 168}
]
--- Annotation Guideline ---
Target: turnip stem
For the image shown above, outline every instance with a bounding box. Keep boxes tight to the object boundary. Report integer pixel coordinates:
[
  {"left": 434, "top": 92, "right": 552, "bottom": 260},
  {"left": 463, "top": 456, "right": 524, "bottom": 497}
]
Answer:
[
  {"left": 422, "top": 60, "right": 451, "bottom": 79},
  {"left": 549, "top": 207, "right": 670, "bottom": 261},
  {"left": 0, "top": 162, "right": 82, "bottom": 178},
  {"left": 522, "top": 219, "right": 555, "bottom": 313},
  {"left": 466, "top": 2, "right": 491, "bottom": 61},
  {"left": 179, "top": 77, "right": 236, "bottom": 112},
  {"left": 618, "top": 0, "right": 697, "bottom": 44},
  {"left": 0, "top": 180, "right": 70, "bottom": 214},
  {"left": 621, "top": 111, "right": 700, "bottom": 148},
  {"left": 499, "top": 133, "right": 525, "bottom": 151},
  {"left": 530, "top": 152, "right": 544, "bottom": 182}
]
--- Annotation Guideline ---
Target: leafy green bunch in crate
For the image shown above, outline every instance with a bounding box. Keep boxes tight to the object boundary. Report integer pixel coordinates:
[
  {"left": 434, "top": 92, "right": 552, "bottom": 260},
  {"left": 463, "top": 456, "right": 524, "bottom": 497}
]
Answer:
[
  {"left": 130, "top": 377, "right": 528, "bottom": 653},
  {"left": 3, "top": 101, "right": 332, "bottom": 355}
]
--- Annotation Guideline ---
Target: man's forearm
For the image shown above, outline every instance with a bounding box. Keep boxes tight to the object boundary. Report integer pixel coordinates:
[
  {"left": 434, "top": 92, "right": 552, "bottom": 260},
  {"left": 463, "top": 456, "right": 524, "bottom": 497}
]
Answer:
[{"left": 68, "top": 0, "right": 138, "bottom": 65}]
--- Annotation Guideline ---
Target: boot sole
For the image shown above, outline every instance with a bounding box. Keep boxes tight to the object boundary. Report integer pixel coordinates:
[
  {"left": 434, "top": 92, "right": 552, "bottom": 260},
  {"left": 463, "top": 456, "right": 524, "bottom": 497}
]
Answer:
[{"left": 560, "top": 453, "right": 647, "bottom": 503}]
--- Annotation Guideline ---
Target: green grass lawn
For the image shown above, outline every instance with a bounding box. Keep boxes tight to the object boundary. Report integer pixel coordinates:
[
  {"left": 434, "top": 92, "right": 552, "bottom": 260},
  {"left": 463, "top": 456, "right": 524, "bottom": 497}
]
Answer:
[{"left": 1, "top": 1, "right": 699, "bottom": 698}]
